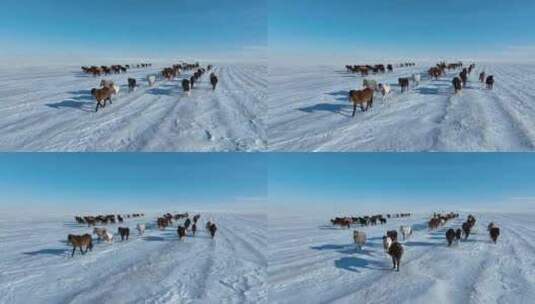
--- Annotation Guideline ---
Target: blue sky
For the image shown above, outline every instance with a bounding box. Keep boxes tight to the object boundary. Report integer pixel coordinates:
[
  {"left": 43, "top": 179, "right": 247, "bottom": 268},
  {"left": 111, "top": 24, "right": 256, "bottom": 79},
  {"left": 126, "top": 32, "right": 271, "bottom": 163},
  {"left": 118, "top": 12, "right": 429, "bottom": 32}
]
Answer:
[
  {"left": 0, "top": 153, "right": 267, "bottom": 213},
  {"left": 269, "top": 0, "right": 535, "bottom": 64},
  {"left": 0, "top": 0, "right": 266, "bottom": 64},
  {"left": 268, "top": 153, "right": 535, "bottom": 214}
]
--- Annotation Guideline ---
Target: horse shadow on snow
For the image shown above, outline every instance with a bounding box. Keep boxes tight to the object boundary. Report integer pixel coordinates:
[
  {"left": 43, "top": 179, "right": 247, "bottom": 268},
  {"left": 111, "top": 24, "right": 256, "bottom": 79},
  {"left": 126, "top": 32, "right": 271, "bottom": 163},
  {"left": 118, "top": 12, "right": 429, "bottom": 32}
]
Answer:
[
  {"left": 334, "top": 256, "right": 387, "bottom": 273},
  {"left": 46, "top": 90, "right": 94, "bottom": 112},
  {"left": 311, "top": 242, "right": 389, "bottom": 272},
  {"left": 299, "top": 103, "right": 351, "bottom": 117},
  {"left": 23, "top": 248, "right": 66, "bottom": 256}
]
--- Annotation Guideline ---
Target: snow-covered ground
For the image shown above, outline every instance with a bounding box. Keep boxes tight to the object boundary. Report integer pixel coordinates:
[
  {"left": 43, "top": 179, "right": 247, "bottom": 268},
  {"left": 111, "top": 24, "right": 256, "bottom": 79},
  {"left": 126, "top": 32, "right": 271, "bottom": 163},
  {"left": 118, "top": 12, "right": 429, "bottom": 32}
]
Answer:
[
  {"left": 0, "top": 213, "right": 267, "bottom": 304},
  {"left": 0, "top": 63, "right": 267, "bottom": 151},
  {"left": 268, "top": 63, "right": 535, "bottom": 151},
  {"left": 268, "top": 213, "right": 535, "bottom": 304}
]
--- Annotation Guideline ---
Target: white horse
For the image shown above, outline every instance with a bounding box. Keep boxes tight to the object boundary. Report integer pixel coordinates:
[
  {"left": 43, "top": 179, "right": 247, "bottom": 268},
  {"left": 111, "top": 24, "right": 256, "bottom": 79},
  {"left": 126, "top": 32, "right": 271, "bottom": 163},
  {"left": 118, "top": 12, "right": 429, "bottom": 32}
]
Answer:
[
  {"left": 147, "top": 75, "right": 156, "bottom": 86},
  {"left": 353, "top": 230, "right": 367, "bottom": 250},
  {"left": 412, "top": 73, "right": 421, "bottom": 85},
  {"left": 111, "top": 84, "right": 120, "bottom": 95},
  {"left": 136, "top": 223, "right": 146, "bottom": 235},
  {"left": 383, "top": 236, "right": 392, "bottom": 252},
  {"left": 378, "top": 83, "right": 391, "bottom": 98},
  {"left": 93, "top": 227, "right": 107, "bottom": 241},
  {"left": 102, "top": 231, "right": 113, "bottom": 243},
  {"left": 400, "top": 225, "right": 412, "bottom": 240}
]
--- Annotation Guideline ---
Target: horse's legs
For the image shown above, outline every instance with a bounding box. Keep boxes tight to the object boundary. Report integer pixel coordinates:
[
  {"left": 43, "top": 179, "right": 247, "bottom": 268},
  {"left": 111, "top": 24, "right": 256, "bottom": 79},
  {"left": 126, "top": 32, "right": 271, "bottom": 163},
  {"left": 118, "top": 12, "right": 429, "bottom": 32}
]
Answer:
[
  {"left": 71, "top": 247, "right": 76, "bottom": 257},
  {"left": 391, "top": 256, "right": 396, "bottom": 269},
  {"left": 352, "top": 103, "right": 356, "bottom": 117},
  {"left": 95, "top": 102, "right": 100, "bottom": 112}
]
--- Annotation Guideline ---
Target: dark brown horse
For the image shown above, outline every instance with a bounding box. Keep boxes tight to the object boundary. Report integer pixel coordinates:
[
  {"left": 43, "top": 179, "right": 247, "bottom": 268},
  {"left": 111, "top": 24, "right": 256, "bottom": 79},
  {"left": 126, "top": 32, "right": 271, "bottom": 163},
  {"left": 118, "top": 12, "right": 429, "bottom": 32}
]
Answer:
[
  {"left": 68, "top": 234, "right": 93, "bottom": 257},
  {"left": 388, "top": 241, "right": 403, "bottom": 271},
  {"left": 486, "top": 76, "right": 494, "bottom": 89},
  {"left": 446, "top": 228, "right": 456, "bottom": 246},
  {"left": 489, "top": 226, "right": 500, "bottom": 243},
  {"left": 348, "top": 88, "right": 374, "bottom": 116},
  {"left": 452, "top": 77, "right": 462, "bottom": 94},
  {"left": 210, "top": 73, "right": 218, "bottom": 90},
  {"left": 118, "top": 227, "right": 129, "bottom": 241},
  {"left": 177, "top": 226, "right": 186, "bottom": 240},
  {"left": 398, "top": 78, "right": 410, "bottom": 92},
  {"left": 91, "top": 87, "right": 114, "bottom": 112},
  {"left": 208, "top": 223, "right": 217, "bottom": 239}
]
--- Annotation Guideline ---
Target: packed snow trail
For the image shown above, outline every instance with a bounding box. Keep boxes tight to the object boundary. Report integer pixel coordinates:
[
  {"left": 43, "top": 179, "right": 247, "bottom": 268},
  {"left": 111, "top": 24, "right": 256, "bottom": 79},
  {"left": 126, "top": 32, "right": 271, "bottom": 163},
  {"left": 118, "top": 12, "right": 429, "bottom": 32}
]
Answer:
[
  {"left": 0, "top": 213, "right": 267, "bottom": 304},
  {"left": 268, "top": 213, "right": 535, "bottom": 304},
  {"left": 0, "top": 63, "right": 267, "bottom": 151},
  {"left": 267, "top": 63, "right": 535, "bottom": 151}
]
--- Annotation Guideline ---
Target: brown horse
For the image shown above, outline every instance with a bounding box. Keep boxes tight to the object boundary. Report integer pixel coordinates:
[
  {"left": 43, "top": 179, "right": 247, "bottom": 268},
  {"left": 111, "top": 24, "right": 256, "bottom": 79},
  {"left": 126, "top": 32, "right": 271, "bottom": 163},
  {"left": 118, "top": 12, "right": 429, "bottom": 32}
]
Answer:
[
  {"left": 91, "top": 87, "right": 114, "bottom": 112},
  {"left": 68, "top": 234, "right": 93, "bottom": 257},
  {"left": 388, "top": 241, "right": 403, "bottom": 271},
  {"left": 348, "top": 88, "right": 374, "bottom": 117}
]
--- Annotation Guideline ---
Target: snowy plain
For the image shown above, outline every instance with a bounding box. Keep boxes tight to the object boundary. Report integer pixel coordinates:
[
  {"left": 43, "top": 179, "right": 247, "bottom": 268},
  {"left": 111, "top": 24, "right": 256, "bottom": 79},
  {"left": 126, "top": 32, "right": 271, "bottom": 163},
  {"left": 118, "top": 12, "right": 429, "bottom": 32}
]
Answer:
[
  {"left": 268, "top": 63, "right": 535, "bottom": 151},
  {"left": 268, "top": 212, "right": 535, "bottom": 304},
  {"left": 0, "top": 63, "right": 267, "bottom": 151},
  {"left": 0, "top": 213, "right": 267, "bottom": 304}
]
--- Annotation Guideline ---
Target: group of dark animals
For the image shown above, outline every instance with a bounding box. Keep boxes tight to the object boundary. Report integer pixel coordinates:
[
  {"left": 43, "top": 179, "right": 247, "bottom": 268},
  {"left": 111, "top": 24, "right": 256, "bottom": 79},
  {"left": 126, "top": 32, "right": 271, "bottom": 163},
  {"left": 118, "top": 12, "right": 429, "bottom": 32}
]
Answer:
[
  {"left": 87, "top": 62, "right": 216, "bottom": 112},
  {"left": 443, "top": 214, "right": 500, "bottom": 247},
  {"left": 451, "top": 63, "right": 494, "bottom": 94},
  {"left": 181, "top": 65, "right": 218, "bottom": 94},
  {"left": 81, "top": 63, "right": 151, "bottom": 77},
  {"left": 345, "top": 62, "right": 415, "bottom": 75},
  {"left": 74, "top": 213, "right": 143, "bottom": 226},
  {"left": 345, "top": 212, "right": 500, "bottom": 273},
  {"left": 331, "top": 213, "right": 410, "bottom": 229},
  {"left": 69, "top": 212, "right": 217, "bottom": 256}
]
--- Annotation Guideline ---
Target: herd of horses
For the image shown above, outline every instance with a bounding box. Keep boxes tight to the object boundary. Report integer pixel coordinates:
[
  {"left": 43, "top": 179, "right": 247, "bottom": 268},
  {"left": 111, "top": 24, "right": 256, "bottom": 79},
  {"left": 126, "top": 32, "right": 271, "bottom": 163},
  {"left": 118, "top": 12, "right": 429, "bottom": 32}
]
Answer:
[
  {"left": 67, "top": 212, "right": 218, "bottom": 257},
  {"left": 334, "top": 212, "right": 502, "bottom": 272},
  {"left": 74, "top": 213, "right": 143, "bottom": 226},
  {"left": 345, "top": 62, "right": 416, "bottom": 75},
  {"left": 330, "top": 213, "right": 411, "bottom": 229},
  {"left": 83, "top": 62, "right": 219, "bottom": 112},
  {"left": 81, "top": 63, "right": 152, "bottom": 77},
  {"left": 345, "top": 60, "right": 496, "bottom": 118}
]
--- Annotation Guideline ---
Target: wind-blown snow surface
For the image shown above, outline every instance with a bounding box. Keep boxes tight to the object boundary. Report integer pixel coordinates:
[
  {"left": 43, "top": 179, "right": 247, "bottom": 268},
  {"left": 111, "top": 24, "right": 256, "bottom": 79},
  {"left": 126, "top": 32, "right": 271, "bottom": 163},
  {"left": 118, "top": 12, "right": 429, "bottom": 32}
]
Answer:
[
  {"left": 0, "top": 213, "right": 267, "bottom": 304},
  {"left": 268, "top": 63, "right": 535, "bottom": 151},
  {"left": 269, "top": 213, "right": 535, "bottom": 304},
  {"left": 0, "top": 63, "right": 267, "bottom": 151}
]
